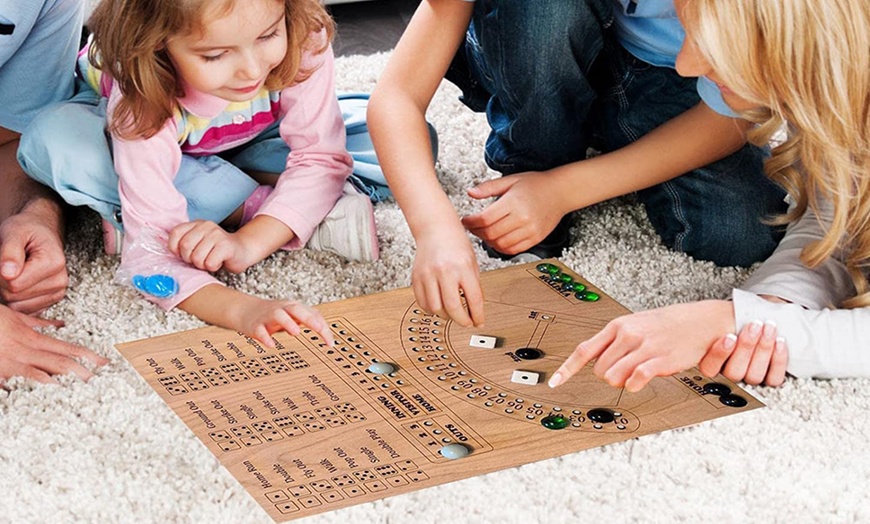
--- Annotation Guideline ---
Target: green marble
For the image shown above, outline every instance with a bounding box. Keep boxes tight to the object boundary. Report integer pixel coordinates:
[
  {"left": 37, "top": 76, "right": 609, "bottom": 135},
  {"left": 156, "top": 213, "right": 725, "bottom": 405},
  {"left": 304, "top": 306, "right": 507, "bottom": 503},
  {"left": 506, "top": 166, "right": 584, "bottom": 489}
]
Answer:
[
  {"left": 576, "top": 291, "right": 601, "bottom": 302},
  {"left": 572, "top": 282, "right": 587, "bottom": 293},
  {"left": 558, "top": 273, "right": 573, "bottom": 283},
  {"left": 536, "top": 263, "right": 558, "bottom": 274},
  {"left": 541, "top": 414, "right": 570, "bottom": 430}
]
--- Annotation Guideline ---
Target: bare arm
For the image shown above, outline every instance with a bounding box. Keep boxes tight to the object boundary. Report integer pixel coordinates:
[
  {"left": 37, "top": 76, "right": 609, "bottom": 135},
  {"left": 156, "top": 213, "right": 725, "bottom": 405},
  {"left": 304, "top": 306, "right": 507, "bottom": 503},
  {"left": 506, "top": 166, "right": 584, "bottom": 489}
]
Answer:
[
  {"left": 556, "top": 103, "right": 749, "bottom": 211},
  {"left": 368, "top": 0, "right": 486, "bottom": 327},
  {"left": 369, "top": 0, "right": 473, "bottom": 242},
  {"left": 462, "top": 103, "right": 751, "bottom": 254}
]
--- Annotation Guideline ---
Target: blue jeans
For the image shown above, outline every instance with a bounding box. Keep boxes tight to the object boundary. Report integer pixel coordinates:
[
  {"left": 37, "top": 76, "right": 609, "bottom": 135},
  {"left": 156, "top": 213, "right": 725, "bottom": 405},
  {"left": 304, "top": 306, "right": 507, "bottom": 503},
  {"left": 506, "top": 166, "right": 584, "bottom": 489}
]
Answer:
[
  {"left": 17, "top": 86, "right": 394, "bottom": 232},
  {"left": 446, "top": 0, "right": 786, "bottom": 266}
]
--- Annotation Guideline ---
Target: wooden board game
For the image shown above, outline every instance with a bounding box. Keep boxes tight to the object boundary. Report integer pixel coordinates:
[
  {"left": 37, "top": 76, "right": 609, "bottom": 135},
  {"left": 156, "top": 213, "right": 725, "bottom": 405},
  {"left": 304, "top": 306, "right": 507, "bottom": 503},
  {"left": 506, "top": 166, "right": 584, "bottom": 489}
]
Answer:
[{"left": 116, "top": 259, "right": 763, "bottom": 521}]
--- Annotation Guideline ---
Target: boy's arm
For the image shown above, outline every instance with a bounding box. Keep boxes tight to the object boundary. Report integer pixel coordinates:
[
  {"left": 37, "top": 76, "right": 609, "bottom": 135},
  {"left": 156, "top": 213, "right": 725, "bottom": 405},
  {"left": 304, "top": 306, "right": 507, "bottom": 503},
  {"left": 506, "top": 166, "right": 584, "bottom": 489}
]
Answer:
[
  {"left": 560, "top": 102, "right": 749, "bottom": 208},
  {"left": 368, "top": 0, "right": 485, "bottom": 327},
  {"left": 369, "top": 0, "right": 472, "bottom": 237},
  {"left": 464, "top": 103, "right": 751, "bottom": 254}
]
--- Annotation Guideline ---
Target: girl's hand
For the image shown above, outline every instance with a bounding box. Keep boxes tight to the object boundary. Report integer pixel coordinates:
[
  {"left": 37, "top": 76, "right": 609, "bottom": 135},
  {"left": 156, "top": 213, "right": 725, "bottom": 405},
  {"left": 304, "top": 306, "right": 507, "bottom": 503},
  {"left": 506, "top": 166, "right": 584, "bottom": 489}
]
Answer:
[
  {"left": 411, "top": 227, "right": 485, "bottom": 328},
  {"left": 548, "top": 300, "right": 734, "bottom": 392},
  {"left": 699, "top": 320, "right": 789, "bottom": 386},
  {"left": 235, "top": 296, "right": 333, "bottom": 349},
  {"left": 168, "top": 220, "right": 257, "bottom": 273},
  {"left": 461, "top": 170, "right": 568, "bottom": 255}
]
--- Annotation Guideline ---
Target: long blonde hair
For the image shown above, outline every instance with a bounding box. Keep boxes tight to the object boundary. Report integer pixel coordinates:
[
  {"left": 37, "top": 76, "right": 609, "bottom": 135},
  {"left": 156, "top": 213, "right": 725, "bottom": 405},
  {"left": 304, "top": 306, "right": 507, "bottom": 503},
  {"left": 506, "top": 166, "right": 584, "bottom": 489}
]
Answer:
[
  {"left": 88, "top": 0, "right": 334, "bottom": 139},
  {"left": 682, "top": 0, "right": 870, "bottom": 308}
]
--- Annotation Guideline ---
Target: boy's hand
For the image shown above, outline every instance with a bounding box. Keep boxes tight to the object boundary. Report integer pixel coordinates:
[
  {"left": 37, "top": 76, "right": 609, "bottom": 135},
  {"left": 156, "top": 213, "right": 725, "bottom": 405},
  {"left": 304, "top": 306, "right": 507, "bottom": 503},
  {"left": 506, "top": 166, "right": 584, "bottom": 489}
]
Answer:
[
  {"left": 236, "top": 297, "right": 334, "bottom": 349},
  {"left": 462, "top": 171, "right": 567, "bottom": 255},
  {"left": 412, "top": 227, "right": 485, "bottom": 328},
  {"left": 0, "top": 203, "right": 68, "bottom": 314},
  {"left": 548, "top": 300, "right": 734, "bottom": 392},
  {"left": 700, "top": 320, "right": 788, "bottom": 386},
  {"left": 168, "top": 220, "right": 258, "bottom": 273},
  {"left": 0, "top": 306, "right": 108, "bottom": 384}
]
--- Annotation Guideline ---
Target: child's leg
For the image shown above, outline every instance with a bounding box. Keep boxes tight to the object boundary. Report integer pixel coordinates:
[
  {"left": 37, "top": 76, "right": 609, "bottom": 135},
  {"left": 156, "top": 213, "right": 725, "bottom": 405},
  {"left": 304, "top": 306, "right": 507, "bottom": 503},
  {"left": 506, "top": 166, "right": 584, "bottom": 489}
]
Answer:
[
  {"left": 17, "top": 93, "right": 259, "bottom": 240},
  {"left": 445, "top": 0, "right": 614, "bottom": 174},
  {"left": 226, "top": 100, "right": 383, "bottom": 262},
  {"left": 17, "top": 88, "right": 124, "bottom": 229},
  {"left": 595, "top": 44, "right": 787, "bottom": 267}
]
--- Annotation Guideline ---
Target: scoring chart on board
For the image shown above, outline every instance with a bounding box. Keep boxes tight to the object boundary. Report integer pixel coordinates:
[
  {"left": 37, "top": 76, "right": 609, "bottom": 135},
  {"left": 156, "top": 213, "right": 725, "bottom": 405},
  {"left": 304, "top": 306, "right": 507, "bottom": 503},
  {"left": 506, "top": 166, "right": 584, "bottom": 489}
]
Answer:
[{"left": 116, "top": 259, "right": 763, "bottom": 522}]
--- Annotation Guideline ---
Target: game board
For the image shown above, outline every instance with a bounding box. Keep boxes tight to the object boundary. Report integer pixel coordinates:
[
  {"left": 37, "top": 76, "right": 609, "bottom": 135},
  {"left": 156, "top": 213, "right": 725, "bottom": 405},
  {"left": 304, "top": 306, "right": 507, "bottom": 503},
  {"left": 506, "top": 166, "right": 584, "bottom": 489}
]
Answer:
[{"left": 116, "top": 259, "right": 762, "bottom": 521}]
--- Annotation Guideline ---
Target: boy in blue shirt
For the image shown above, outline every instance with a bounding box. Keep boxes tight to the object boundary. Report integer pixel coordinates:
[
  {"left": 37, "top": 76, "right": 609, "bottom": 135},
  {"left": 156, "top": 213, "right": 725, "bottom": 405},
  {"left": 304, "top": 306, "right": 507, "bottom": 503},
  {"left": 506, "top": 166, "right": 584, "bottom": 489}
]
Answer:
[{"left": 368, "top": 0, "right": 786, "bottom": 327}]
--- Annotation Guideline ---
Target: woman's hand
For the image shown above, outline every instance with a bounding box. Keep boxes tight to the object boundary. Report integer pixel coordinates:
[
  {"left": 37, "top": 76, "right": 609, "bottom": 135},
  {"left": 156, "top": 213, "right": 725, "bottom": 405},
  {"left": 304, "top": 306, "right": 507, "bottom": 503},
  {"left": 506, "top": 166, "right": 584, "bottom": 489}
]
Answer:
[{"left": 549, "top": 300, "right": 735, "bottom": 392}]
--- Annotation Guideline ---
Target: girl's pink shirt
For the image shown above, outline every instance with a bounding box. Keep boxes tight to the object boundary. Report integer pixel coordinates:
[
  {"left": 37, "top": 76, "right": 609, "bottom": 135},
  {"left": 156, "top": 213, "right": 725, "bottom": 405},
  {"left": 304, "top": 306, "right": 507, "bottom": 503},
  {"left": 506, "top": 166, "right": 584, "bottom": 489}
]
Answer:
[{"left": 108, "top": 43, "right": 352, "bottom": 310}]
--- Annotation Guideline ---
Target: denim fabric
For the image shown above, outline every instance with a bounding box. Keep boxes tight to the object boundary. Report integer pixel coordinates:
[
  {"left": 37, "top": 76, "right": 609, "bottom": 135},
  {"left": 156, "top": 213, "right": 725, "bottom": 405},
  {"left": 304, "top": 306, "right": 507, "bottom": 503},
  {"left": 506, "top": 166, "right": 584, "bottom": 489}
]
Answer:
[
  {"left": 18, "top": 90, "right": 393, "bottom": 231},
  {"left": 446, "top": 0, "right": 786, "bottom": 266},
  {"left": 228, "top": 93, "right": 410, "bottom": 203}
]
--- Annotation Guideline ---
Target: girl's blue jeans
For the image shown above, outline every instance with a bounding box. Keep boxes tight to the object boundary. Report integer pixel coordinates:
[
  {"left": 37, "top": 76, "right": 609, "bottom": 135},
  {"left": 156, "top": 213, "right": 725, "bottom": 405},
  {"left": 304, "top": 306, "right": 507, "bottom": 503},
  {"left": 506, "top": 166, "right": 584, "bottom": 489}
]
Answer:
[{"left": 17, "top": 86, "right": 393, "bottom": 232}]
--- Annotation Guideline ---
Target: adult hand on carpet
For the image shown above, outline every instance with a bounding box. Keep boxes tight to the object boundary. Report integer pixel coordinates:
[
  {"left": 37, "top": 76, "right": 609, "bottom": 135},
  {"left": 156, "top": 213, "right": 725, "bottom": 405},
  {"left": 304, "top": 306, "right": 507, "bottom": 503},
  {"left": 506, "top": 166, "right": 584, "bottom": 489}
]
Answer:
[
  {"left": 0, "top": 200, "right": 69, "bottom": 315},
  {"left": 700, "top": 320, "right": 789, "bottom": 386},
  {"left": 462, "top": 171, "right": 568, "bottom": 255},
  {"left": 411, "top": 227, "right": 484, "bottom": 327},
  {"left": 0, "top": 306, "right": 108, "bottom": 384},
  {"left": 548, "top": 300, "right": 735, "bottom": 392}
]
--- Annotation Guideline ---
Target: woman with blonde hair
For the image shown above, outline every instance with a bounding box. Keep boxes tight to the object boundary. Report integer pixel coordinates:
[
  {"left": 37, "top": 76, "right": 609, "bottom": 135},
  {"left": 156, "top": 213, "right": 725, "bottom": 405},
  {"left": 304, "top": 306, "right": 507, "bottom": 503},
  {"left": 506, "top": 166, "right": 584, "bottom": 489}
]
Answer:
[{"left": 550, "top": 0, "right": 870, "bottom": 391}]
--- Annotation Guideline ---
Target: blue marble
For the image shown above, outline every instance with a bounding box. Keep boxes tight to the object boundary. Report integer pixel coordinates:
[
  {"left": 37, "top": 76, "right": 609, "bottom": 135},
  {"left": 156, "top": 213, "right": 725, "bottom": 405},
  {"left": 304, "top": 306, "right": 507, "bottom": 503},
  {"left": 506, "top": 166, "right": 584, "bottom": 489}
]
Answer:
[
  {"left": 367, "top": 362, "right": 396, "bottom": 375},
  {"left": 439, "top": 443, "right": 470, "bottom": 460}
]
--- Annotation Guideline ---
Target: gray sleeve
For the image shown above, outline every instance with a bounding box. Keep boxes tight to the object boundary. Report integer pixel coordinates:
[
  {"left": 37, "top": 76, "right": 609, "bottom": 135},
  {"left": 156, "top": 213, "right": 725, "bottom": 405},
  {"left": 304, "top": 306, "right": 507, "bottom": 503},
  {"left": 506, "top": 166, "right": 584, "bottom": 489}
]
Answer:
[
  {"left": 732, "top": 289, "right": 870, "bottom": 379},
  {"left": 741, "top": 199, "right": 855, "bottom": 310}
]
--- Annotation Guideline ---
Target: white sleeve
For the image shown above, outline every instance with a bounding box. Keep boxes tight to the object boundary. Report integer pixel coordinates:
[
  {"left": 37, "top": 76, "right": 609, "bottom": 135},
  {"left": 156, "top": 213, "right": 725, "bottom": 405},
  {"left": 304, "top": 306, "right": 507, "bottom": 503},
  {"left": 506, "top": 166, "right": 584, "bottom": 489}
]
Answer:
[
  {"left": 732, "top": 289, "right": 870, "bottom": 379},
  {"left": 733, "top": 197, "right": 868, "bottom": 379}
]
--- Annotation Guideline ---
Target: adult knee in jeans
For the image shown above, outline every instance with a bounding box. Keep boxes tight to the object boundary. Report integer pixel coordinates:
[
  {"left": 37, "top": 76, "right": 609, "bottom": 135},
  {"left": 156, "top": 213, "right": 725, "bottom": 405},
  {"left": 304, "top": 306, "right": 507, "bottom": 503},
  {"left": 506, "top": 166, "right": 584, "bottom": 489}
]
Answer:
[{"left": 17, "top": 101, "right": 118, "bottom": 210}]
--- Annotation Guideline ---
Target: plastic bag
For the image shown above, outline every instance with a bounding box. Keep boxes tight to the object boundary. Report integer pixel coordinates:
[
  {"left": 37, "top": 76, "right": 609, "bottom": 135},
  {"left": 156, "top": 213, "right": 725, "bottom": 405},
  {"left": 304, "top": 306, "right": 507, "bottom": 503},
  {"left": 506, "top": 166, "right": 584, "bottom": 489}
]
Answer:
[{"left": 115, "top": 226, "right": 180, "bottom": 299}]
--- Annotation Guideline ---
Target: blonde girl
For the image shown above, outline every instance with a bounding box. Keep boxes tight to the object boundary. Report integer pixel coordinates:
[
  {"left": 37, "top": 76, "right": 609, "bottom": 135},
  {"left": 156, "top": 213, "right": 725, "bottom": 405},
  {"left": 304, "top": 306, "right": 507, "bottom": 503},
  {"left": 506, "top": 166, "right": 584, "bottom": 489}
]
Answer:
[{"left": 551, "top": 0, "right": 870, "bottom": 391}]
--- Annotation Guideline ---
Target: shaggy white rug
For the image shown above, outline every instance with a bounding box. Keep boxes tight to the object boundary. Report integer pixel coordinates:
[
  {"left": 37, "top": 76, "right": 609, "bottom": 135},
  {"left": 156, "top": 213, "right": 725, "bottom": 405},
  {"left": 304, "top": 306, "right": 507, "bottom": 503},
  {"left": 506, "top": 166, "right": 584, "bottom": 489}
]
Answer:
[{"left": 2, "top": 53, "right": 868, "bottom": 524}]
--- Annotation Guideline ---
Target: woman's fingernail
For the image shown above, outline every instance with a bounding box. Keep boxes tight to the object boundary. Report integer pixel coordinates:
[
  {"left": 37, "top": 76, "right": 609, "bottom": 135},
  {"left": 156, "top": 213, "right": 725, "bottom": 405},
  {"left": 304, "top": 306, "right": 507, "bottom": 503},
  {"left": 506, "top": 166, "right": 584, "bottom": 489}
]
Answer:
[
  {"left": 749, "top": 319, "right": 764, "bottom": 336},
  {"left": 775, "top": 337, "right": 787, "bottom": 351},
  {"left": 548, "top": 372, "right": 563, "bottom": 388},
  {"left": 724, "top": 333, "right": 737, "bottom": 350},
  {"left": 763, "top": 320, "right": 778, "bottom": 339}
]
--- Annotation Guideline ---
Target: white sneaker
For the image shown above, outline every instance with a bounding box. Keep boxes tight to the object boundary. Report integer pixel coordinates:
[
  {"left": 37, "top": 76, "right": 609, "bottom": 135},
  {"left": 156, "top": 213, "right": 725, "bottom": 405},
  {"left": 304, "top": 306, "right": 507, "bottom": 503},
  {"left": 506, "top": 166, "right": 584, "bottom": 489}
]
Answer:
[{"left": 307, "top": 181, "right": 379, "bottom": 262}]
